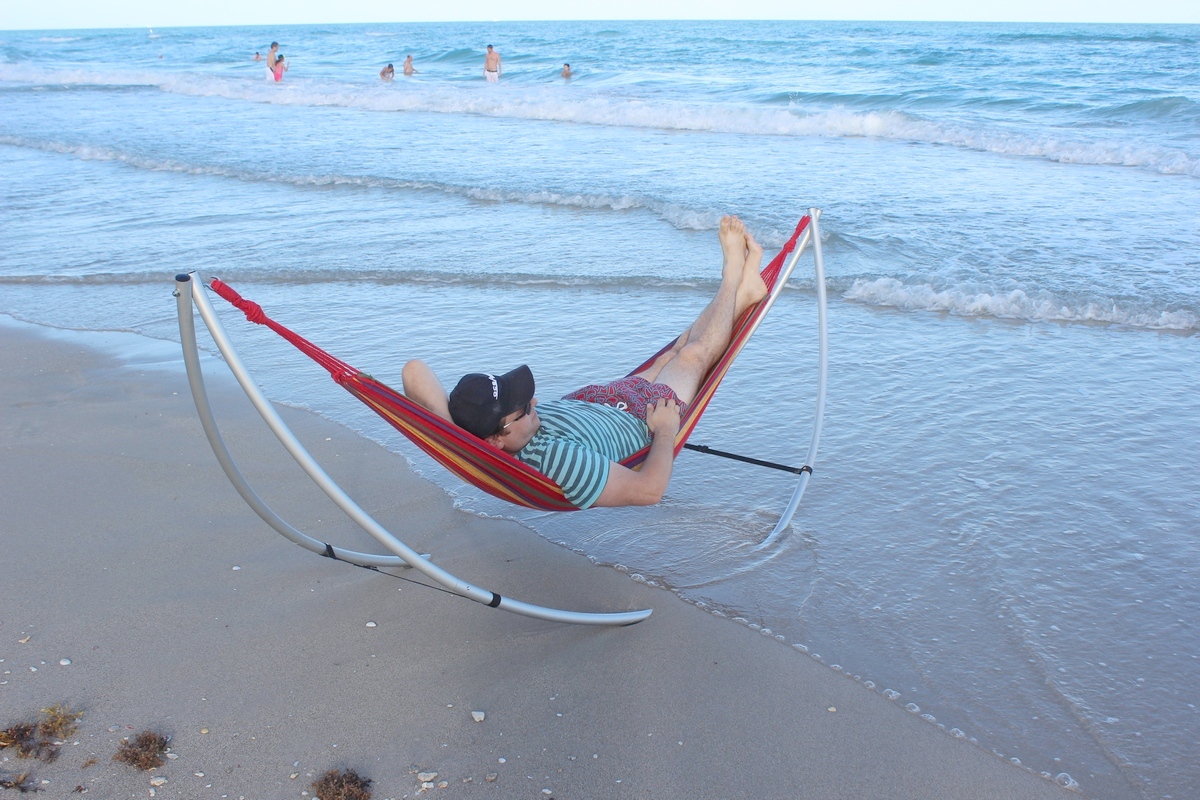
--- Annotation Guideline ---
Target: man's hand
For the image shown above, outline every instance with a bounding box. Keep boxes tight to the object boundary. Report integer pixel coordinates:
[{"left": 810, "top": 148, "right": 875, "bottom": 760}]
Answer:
[
  {"left": 645, "top": 397, "right": 681, "bottom": 441},
  {"left": 593, "top": 398, "right": 681, "bottom": 507}
]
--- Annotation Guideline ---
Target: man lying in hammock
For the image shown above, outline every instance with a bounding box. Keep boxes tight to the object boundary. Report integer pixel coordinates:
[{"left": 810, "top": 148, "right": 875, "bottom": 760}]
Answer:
[{"left": 402, "top": 215, "right": 767, "bottom": 509}]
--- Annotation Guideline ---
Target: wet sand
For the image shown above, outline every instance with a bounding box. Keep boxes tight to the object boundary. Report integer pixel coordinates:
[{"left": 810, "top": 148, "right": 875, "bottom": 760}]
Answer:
[{"left": 0, "top": 322, "right": 1072, "bottom": 799}]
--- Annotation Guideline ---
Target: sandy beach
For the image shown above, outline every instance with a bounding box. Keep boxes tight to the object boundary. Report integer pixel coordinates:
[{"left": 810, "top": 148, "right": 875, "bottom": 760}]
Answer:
[{"left": 0, "top": 322, "right": 1073, "bottom": 800}]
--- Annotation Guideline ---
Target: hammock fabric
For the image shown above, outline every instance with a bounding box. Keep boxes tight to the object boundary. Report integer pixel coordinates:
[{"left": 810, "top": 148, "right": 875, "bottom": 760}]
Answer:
[{"left": 211, "top": 215, "right": 810, "bottom": 512}]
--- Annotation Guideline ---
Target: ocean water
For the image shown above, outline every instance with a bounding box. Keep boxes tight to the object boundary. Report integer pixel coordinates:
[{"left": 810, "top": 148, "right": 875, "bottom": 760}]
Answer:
[{"left": 2, "top": 20, "right": 1198, "bottom": 799}]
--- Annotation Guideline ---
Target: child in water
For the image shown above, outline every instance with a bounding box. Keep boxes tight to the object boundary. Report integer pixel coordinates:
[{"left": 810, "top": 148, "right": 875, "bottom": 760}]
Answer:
[{"left": 272, "top": 55, "right": 288, "bottom": 82}]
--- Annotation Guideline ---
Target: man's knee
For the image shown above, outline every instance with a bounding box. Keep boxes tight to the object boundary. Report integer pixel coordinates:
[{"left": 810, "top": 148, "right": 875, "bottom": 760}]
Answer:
[
  {"left": 655, "top": 343, "right": 712, "bottom": 402},
  {"left": 676, "top": 341, "right": 717, "bottom": 372}
]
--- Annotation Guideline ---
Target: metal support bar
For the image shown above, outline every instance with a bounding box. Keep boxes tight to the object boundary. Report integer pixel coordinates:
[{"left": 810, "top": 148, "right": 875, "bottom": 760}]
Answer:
[
  {"left": 682, "top": 443, "right": 806, "bottom": 475},
  {"left": 760, "top": 207, "right": 829, "bottom": 548},
  {"left": 174, "top": 272, "right": 652, "bottom": 626}
]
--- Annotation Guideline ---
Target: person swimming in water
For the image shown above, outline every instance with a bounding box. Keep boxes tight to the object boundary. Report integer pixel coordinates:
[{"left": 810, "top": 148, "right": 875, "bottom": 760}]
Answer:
[{"left": 380, "top": 63, "right": 394, "bottom": 81}]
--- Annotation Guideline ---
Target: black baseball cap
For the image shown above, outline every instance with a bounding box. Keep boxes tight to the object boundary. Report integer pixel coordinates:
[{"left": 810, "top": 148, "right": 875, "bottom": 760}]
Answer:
[{"left": 448, "top": 365, "right": 535, "bottom": 439}]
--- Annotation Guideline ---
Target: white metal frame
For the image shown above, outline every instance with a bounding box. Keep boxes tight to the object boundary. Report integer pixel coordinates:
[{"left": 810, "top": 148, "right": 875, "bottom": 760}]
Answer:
[
  {"left": 172, "top": 206, "right": 827, "bottom": 624},
  {"left": 175, "top": 273, "right": 653, "bottom": 625},
  {"left": 760, "top": 208, "right": 828, "bottom": 547}
]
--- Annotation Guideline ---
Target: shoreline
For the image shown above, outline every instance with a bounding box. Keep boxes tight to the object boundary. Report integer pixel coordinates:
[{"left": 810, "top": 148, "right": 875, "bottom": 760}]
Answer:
[{"left": 0, "top": 320, "right": 1072, "bottom": 799}]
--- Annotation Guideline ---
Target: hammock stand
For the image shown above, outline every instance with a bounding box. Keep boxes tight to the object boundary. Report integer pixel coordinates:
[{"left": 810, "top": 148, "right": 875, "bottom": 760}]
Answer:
[{"left": 174, "top": 209, "right": 827, "bottom": 625}]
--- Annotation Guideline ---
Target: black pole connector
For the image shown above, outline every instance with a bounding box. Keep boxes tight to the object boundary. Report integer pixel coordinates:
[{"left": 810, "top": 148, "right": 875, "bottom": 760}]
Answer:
[{"left": 682, "top": 443, "right": 809, "bottom": 475}]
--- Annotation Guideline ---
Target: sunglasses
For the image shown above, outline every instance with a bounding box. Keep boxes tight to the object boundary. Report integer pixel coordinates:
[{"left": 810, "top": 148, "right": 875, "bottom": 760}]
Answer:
[{"left": 499, "top": 400, "right": 533, "bottom": 432}]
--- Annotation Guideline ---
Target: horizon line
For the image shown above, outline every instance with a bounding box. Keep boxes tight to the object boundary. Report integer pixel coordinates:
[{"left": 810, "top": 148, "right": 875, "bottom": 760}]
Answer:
[{"left": 4, "top": 18, "right": 1200, "bottom": 33}]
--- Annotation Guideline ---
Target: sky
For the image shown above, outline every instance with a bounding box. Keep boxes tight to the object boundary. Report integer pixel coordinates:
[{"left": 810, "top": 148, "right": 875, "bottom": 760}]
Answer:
[{"left": 1, "top": 0, "right": 1197, "bottom": 30}]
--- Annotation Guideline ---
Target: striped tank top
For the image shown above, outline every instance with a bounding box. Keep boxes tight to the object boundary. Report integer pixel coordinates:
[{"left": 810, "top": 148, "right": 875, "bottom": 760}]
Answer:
[{"left": 517, "top": 400, "right": 651, "bottom": 509}]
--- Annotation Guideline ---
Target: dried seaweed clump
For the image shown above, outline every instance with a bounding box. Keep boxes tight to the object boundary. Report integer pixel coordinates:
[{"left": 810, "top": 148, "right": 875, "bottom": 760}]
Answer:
[
  {"left": 1, "top": 705, "right": 81, "bottom": 763},
  {"left": 0, "top": 771, "right": 37, "bottom": 793},
  {"left": 113, "top": 731, "right": 169, "bottom": 771},
  {"left": 0, "top": 723, "right": 36, "bottom": 755},
  {"left": 37, "top": 705, "right": 82, "bottom": 741},
  {"left": 311, "top": 768, "right": 373, "bottom": 800}
]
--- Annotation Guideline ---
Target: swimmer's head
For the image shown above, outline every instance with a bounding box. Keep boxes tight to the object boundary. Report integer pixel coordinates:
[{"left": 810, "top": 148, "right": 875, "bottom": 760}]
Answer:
[{"left": 270, "top": 41, "right": 278, "bottom": 48}]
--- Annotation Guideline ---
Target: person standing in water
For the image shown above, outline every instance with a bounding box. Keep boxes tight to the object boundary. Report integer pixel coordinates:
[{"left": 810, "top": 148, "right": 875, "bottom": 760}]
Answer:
[
  {"left": 403, "top": 55, "right": 417, "bottom": 76},
  {"left": 265, "top": 42, "right": 279, "bottom": 80},
  {"left": 380, "top": 63, "right": 394, "bottom": 81},
  {"left": 272, "top": 54, "right": 288, "bottom": 82},
  {"left": 561, "top": 63, "right": 572, "bottom": 79},
  {"left": 483, "top": 44, "right": 501, "bottom": 83}
]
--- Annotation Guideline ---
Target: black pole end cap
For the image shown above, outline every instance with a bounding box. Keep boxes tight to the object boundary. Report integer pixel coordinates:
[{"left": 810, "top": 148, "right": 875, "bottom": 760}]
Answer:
[{"left": 175, "top": 273, "right": 191, "bottom": 283}]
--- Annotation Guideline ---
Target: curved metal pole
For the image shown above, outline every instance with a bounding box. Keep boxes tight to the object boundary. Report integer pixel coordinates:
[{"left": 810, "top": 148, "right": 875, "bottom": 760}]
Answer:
[
  {"left": 175, "top": 273, "right": 652, "bottom": 626},
  {"left": 175, "top": 277, "right": 410, "bottom": 568},
  {"left": 760, "top": 207, "right": 829, "bottom": 548}
]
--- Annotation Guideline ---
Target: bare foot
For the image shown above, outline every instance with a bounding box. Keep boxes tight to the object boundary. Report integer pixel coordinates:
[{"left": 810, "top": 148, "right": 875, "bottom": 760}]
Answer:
[
  {"left": 719, "top": 215, "right": 747, "bottom": 283},
  {"left": 737, "top": 229, "right": 768, "bottom": 311}
]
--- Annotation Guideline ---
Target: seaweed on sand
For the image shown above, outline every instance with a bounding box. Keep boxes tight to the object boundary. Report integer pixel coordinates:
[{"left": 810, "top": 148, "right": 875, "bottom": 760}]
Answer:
[
  {"left": 112, "top": 731, "right": 168, "bottom": 771},
  {"left": 36, "top": 706, "right": 81, "bottom": 741},
  {"left": 0, "top": 723, "right": 36, "bottom": 755},
  {"left": 1, "top": 705, "right": 81, "bottom": 763},
  {"left": 311, "top": 768, "right": 373, "bottom": 800},
  {"left": 0, "top": 771, "right": 37, "bottom": 793}
]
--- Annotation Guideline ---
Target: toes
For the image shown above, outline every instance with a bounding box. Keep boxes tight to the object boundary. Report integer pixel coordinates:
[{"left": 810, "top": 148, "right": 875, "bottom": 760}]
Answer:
[{"left": 743, "top": 227, "right": 763, "bottom": 259}]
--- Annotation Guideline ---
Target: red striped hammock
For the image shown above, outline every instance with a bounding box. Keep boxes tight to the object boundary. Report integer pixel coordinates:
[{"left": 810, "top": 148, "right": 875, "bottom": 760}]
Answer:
[{"left": 211, "top": 215, "right": 809, "bottom": 512}]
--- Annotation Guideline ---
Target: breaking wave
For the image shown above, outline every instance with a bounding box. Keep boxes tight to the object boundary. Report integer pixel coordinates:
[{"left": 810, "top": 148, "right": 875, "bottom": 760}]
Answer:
[
  {"left": 2, "top": 64, "right": 1197, "bottom": 178},
  {"left": 4, "top": 267, "right": 1195, "bottom": 332},
  {"left": 844, "top": 277, "right": 1198, "bottom": 332},
  {"left": 0, "top": 135, "right": 723, "bottom": 235},
  {"left": 0, "top": 267, "right": 740, "bottom": 294}
]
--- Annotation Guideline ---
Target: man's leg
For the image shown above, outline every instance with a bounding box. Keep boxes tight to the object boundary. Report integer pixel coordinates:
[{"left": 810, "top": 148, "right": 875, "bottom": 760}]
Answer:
[
  {"left": 637, "top": 221, "right": 767, "bottom": 386},
  {"left": 648, "top": 216, "right": 767, "bottom": 404},
  {"left": 632, "top": 328, "right": 690, "bottom": 384}
]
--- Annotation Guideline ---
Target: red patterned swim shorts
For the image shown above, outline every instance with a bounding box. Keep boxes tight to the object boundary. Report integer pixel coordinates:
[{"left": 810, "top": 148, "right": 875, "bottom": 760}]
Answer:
[{"left": 561, "top": 375, "right": 688, "bottom": 421}]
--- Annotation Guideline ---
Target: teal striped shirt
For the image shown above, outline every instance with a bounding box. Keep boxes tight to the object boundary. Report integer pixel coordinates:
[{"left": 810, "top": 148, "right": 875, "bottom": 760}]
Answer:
[{"left": 517, "top": 400, "right": 651, "bottom": 509}]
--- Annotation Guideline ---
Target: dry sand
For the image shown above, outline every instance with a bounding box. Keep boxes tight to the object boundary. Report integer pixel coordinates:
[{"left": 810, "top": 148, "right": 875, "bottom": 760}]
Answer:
[{"left": 0, "top": 322, "right": 1073, "bottom": 799}]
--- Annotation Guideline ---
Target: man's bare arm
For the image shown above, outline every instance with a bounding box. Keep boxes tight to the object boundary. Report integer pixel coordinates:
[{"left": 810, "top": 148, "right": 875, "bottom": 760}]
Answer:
[
  {"left": 402, "top": 359, "right": 451, "bottom": 421},
  {"left": 593, "top": 399, "right": 680, "bottom": 507}
]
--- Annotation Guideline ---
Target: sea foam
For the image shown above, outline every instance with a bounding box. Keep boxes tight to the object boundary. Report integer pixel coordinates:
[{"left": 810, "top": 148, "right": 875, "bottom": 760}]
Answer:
[
  {"left": 0, "top": 134, "right": 721, "bottom": 235},
  {"left": 844, "top": 277, "right": 1199, "bottom": 331},
  {"left": 3, "top": 64, "right": 1197, "bottom": 179}
]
